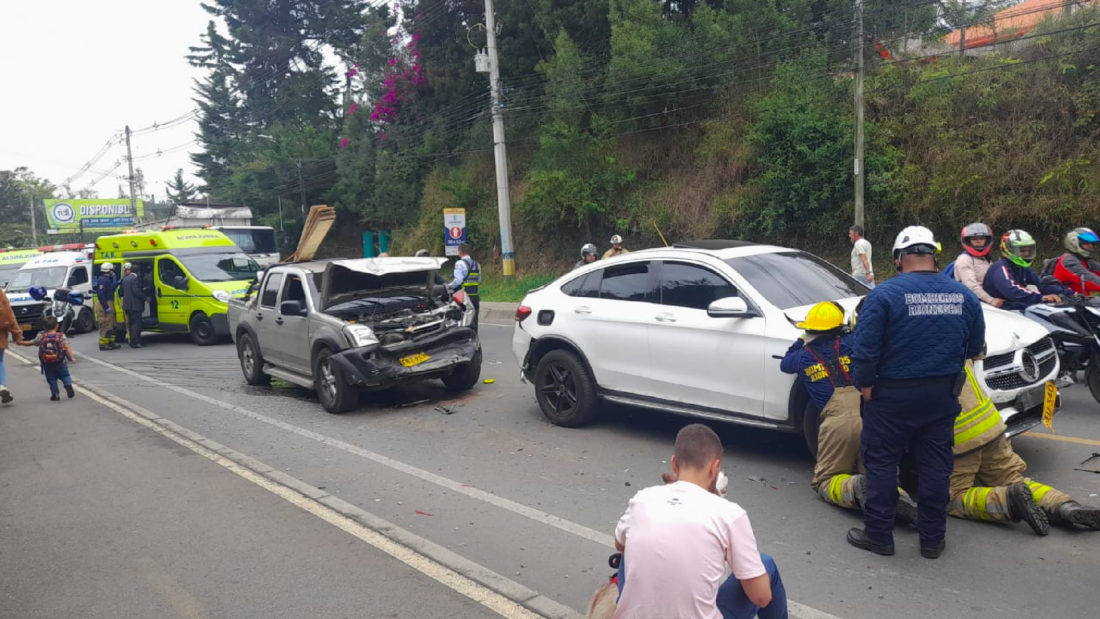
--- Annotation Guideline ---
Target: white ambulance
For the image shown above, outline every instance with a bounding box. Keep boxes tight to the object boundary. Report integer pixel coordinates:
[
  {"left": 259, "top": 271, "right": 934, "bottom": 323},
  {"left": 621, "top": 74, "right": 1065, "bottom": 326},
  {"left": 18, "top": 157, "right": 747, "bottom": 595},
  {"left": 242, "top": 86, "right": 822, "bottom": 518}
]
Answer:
[{"left": 6, "top": 244, "right": 97, "bottom": 335}]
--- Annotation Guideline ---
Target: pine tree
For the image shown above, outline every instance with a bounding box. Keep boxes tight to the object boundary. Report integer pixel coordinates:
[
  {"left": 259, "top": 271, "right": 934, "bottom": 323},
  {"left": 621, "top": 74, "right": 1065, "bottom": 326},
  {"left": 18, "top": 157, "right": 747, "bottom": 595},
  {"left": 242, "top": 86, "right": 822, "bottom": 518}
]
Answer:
[{"left": 166, "top": 169, "right": 197, "bottom": 204}]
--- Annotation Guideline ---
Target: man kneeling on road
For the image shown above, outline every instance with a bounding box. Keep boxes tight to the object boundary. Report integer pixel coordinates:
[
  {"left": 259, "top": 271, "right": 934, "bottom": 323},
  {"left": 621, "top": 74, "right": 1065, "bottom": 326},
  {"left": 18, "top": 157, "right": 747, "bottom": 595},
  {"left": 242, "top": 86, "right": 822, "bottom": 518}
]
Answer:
[
  {"left": 780, "top": 301, "right": 917, "bottom": 524},
  {"left": 949, "top": 361, "right": 1100, "bottom": 533},
  {"left": 612, "top": 423, "right": 788, "bottom": 619}
]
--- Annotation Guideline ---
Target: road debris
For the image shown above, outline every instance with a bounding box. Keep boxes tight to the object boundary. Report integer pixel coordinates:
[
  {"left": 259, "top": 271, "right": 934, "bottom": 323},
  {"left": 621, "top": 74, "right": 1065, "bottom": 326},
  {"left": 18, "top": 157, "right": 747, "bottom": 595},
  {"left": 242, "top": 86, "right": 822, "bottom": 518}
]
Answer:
[{"left": 435, "top": 405, "right": 455, "bottom": 415}]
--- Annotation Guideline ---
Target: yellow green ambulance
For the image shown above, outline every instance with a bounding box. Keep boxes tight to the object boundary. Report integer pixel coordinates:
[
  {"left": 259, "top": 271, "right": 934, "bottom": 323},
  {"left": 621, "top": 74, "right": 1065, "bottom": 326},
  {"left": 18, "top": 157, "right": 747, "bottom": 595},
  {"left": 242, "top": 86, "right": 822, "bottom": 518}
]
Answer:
[
  {"left": 0, "top": 248, "right": 41, "bottom": 290},
  {"left": 93, "top": 229, "right": 261, "bottom": 345}
]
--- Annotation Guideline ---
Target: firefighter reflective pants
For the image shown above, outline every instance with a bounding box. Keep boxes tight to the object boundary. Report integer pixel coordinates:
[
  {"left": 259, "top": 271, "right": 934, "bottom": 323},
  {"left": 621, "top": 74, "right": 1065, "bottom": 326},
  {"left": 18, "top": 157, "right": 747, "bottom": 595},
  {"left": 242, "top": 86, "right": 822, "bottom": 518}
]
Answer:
[
  {"left": 94, "top": 302, "right": 116, "bottom": 347},
  {"left": 949, "top": 435, "right": 1072, "bottom": 522},
  {"left": 861, "top": 377, "right": 958, "bottom": 548},
  {"left": 812, "top": 386, "right": 863, "bottom": 508}
]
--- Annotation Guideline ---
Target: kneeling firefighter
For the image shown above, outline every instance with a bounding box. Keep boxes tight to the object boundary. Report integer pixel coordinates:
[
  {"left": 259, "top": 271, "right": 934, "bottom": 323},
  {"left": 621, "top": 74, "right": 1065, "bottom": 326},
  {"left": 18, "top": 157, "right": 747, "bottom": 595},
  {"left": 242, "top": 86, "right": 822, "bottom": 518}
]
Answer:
[
  {"left": 950, "top": 362, "right": 1100, "bottom": 533},
  {"left": 781, "top": 301, "right": 917, "bottom": 523}
]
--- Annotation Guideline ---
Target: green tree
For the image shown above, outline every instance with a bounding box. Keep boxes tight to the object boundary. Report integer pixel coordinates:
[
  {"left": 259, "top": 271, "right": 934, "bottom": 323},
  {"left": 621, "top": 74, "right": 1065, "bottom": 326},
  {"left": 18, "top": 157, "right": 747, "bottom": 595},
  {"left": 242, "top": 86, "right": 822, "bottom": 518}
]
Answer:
[{"left": 166, "top": 169, "right": 197, "bottom": 204}]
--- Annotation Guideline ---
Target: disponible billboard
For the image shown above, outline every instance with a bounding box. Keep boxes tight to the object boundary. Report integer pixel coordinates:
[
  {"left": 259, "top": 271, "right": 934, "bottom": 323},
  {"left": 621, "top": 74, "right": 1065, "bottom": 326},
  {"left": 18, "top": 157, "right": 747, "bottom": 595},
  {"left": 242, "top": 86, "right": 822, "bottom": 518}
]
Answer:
[{"left": 43, "top": 199, "right": 144, "bottom": 234}]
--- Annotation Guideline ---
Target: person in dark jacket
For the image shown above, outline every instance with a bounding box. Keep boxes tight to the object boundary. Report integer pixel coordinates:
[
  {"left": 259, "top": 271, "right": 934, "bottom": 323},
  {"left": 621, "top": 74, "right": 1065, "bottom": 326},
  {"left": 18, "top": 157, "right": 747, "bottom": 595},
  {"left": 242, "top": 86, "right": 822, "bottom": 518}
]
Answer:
[
  {"left": 94, "top": 263, "right": 121, "bottom": 351},
  {"left": 780, "top": 301, "right": 918, "bottom": 523},
  {"left": 982, "top": 229, "right": 1069, "bottom": 311},
  {"left": 1048, "top": 227, "right": 1100, "bottom": 295},
  {"left": 848, "top": 225, "right": 985, "bottom": 560},
  {"left": 118, "top": 262, "right": 146, "bottom": 348}
]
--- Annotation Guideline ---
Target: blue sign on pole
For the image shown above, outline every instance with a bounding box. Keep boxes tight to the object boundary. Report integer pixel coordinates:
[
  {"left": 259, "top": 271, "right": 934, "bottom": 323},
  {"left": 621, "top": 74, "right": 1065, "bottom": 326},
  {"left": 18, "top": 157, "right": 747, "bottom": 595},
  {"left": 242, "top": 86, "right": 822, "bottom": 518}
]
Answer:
[{"left": 443, "top": 208, "right": 466, "bottom": 256}]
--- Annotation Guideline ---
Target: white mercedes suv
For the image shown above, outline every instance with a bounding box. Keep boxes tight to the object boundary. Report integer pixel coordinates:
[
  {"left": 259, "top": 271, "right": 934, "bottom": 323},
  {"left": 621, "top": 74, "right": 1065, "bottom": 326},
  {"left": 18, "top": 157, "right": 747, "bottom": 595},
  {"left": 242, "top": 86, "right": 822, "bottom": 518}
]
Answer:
[{"left": 512, "top": 242, "right": 1058, "bottom": 452}]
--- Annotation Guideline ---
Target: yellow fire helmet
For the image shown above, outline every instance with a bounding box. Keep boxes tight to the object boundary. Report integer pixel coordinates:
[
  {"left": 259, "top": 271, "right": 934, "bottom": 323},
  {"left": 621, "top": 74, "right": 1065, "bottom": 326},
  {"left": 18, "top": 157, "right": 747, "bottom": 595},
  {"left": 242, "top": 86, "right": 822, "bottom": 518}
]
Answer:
[{"left": 796, "top": 301, "right": 846, "bottom": 332}]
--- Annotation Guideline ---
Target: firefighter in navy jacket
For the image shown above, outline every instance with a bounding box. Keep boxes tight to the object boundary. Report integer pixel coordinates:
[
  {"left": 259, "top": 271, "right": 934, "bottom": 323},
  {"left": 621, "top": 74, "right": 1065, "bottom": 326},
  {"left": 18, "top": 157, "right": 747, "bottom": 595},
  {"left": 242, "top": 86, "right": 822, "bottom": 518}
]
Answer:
[{"left": 848, "top": 226, "right": 985, "bottom": 560}]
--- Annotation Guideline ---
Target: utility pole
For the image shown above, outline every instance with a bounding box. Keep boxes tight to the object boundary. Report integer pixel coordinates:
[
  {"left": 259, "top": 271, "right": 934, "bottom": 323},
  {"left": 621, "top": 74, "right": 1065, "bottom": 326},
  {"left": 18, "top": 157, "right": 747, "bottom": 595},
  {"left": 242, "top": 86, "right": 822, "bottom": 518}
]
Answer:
[
  {"left": 959, "top": 1, "right": 967, "bottom": 58},
  {"left": 28, "top": 196, "right": 38, "bottom": 245},
  {"left": 124, "top": 125, "right": 137, "bottom": 215},
  {"left": 296, "top": 160, "right": 306, "bottom": 217},
  {"left": 853, "top": 0, "right": 865, "bottom": 229},
  {"left": 483, "top": 0, "right": 516, "bottom": 278}
]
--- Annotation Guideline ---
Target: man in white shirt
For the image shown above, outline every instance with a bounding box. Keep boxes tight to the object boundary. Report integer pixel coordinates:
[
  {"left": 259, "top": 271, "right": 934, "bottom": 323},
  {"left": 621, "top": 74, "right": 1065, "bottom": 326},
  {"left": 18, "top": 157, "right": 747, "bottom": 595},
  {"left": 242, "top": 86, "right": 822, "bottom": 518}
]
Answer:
[
  {"left": 850, "top": 225, "right": 874, "bottom": 288},
  {"left": 613, "top": 424, "right": 788, "bottom": 619}
]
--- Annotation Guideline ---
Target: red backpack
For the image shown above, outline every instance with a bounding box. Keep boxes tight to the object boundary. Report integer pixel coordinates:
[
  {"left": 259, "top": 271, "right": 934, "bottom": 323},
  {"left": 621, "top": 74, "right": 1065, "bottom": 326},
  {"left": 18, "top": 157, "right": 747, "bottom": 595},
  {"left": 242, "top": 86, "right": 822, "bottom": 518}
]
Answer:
[{"left": 39, "top": 332, "right": 64, "bottom": 366}]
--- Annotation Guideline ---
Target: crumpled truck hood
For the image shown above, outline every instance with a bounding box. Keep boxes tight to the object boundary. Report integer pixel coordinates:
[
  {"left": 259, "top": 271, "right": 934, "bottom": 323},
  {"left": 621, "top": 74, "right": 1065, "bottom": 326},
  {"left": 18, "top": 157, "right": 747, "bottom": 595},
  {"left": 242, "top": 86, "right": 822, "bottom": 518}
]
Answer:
[{"left": 320, "top": 257, "right": 448, "bottom": 308}]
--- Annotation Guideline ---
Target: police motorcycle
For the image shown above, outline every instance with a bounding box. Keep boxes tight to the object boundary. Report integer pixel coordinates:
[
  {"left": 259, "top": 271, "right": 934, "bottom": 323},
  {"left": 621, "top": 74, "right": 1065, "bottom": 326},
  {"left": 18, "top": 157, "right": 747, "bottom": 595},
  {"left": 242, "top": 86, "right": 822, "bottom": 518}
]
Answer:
[
  {"left": 1024, "top": 274, "right": 1100, "bottom": 403},
  {"left": 28, "top": 285, "right": 85, "bottom": 335}
]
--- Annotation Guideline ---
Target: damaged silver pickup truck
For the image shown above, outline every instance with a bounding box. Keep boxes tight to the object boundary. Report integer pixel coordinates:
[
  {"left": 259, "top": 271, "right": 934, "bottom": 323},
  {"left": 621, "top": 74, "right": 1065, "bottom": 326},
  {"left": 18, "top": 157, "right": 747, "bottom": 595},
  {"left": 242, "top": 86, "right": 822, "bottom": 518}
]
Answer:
[{"left": 227, "top": 257, "right": 481, "bottom": 413}]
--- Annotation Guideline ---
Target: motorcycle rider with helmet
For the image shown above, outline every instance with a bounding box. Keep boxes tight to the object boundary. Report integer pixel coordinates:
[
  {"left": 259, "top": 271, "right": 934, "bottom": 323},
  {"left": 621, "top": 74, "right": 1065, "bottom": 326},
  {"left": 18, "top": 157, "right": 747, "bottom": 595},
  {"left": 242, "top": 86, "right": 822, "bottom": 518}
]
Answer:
[
  {"left": 953, "top": 223, "right": 1003, "bottom": 307},
  {"left": 575, "top": 243, "right": 599, "bottom": 269},
  {"left": 982, "top": 229, "right": 1071, "bottom": 311},
  {"left": 1046, "top": 227, "right": 1100, "bottom": 295}
]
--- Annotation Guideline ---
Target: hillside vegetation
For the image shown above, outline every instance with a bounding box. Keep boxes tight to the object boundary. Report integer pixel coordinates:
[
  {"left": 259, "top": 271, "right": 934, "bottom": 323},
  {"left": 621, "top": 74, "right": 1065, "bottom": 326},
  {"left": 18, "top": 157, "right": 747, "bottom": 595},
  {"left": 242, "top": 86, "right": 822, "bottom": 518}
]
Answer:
[{"left": 183, "top": 1, "right": 1100, "bottom": 272}]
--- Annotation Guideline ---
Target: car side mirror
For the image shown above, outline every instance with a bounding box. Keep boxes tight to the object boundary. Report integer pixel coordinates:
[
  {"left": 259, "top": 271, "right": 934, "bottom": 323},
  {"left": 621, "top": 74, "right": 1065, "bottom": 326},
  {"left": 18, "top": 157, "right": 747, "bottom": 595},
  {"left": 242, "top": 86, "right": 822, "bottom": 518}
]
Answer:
[
  {"left": 280, "top": 300, "right": 306, "bottom": 317},
  {"left": 708, "top": 296, "right": 753, "bottom": 318},
  {"left": 173, "top": 275, "right": 189, "bottom": 289}
]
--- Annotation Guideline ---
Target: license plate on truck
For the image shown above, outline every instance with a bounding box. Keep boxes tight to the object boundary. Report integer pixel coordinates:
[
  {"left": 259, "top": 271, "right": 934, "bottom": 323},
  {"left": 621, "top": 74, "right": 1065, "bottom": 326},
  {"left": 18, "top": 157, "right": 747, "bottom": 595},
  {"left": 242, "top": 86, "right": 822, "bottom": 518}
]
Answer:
[
  {"left": 399, "top": 352, "right": 431, "bottom": 367},
  {"left": 18, "top": 323, "right": 30, "bottom": 331}
]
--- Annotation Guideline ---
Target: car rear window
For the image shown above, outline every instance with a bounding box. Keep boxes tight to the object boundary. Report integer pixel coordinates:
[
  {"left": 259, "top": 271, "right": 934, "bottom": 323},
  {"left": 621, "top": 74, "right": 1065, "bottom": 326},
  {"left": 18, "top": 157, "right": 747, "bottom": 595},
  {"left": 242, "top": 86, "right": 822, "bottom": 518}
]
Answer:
[
  {"left": 600, "top": 262, "right": 658, "bottom": 303},
  {"left": 726, "top": 251, "right": 867, "bottom": 310},
  {"left": 560, "top": 270, "right": 601, "bottom": 298}
]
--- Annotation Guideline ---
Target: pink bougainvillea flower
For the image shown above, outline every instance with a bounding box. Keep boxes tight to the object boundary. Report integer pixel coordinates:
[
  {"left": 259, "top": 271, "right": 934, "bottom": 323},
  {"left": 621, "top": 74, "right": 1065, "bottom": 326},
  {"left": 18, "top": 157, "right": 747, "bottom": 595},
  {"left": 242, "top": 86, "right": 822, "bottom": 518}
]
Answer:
[
  {"left": 388, "top": 58, "right": 397, "bottom": 66},
  {"left": 338, "top": 137, "right": 350, "bottom": 148}
]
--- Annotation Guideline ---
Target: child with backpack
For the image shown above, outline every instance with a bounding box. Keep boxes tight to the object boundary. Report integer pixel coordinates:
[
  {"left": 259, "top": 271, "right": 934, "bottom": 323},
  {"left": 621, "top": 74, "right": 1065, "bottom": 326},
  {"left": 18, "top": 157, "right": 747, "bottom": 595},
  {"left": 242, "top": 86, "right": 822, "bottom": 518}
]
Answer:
[{"left": 17, "top": 315, "right": 76, "bottom": 401}]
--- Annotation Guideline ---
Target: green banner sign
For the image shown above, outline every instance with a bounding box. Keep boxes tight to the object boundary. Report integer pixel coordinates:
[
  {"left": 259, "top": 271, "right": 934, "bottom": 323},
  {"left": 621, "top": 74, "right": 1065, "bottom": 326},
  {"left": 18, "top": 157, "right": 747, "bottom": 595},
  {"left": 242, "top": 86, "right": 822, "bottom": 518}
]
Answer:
[{"left": 43, "top": 199, "right": 145, "bottom": 234}]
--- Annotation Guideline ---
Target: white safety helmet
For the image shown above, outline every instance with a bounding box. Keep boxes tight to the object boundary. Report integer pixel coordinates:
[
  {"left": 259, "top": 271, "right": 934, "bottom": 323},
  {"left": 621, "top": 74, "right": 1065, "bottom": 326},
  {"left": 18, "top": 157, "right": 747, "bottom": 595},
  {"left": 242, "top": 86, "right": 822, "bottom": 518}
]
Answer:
[
  {"left": 414, "top": 249, "right": 430, "bottom": 257},
  {"left": 610, "top": 234, "right": 623, "bottom": 245},
  {"left": 100, "top": 262, "right": 114, "bottom": 272},
  {"left": 122, "top": 262, "right": 133, "bottom": 271},
  {"left": 892, "top": 225, "right": 940, "bottom": 259}
]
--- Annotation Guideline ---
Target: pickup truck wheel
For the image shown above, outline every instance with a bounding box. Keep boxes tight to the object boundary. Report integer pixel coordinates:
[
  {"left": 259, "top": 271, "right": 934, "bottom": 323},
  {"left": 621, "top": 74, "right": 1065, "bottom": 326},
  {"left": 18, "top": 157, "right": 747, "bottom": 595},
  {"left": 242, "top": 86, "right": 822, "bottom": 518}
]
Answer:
[
  {"left": 314, "top": 347, "right": 357, "bottom": 414},
  {"left": 1086, "top": 358, "right": 1100, "bottom": 405},
  {"left": 442, "top": 348, "right": 482, "bottom": 392},
  {"left": 534, "top": 349, "right": 598, "bottom": 427},
  {"left": 190, "top": 313, "right": 218, "bottom": 346},
  {"left": 237, "top": 333, "right": 270, "bottom": 386}
]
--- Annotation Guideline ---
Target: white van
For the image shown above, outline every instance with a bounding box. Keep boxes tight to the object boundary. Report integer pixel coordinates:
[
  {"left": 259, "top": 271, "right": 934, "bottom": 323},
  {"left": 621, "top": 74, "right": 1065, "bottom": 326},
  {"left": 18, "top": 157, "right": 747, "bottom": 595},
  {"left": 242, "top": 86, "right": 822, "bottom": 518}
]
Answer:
[
  {"left": 6, "top": 249, "right": 97, "bottom": 335},
  {"left": 209, "top": 226, "right": 280, "bottom": 267}
]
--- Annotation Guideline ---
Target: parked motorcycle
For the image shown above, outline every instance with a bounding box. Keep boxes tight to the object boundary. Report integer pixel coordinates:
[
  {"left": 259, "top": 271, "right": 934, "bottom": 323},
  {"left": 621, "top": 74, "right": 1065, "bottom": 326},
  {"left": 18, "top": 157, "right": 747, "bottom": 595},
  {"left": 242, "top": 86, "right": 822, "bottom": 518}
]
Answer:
[
  {"left": 1023, "top": 295, "right": 1100, "bottom": 403},
  {"left": 28, "top": 285, "right": 84, "bottom": 335}
]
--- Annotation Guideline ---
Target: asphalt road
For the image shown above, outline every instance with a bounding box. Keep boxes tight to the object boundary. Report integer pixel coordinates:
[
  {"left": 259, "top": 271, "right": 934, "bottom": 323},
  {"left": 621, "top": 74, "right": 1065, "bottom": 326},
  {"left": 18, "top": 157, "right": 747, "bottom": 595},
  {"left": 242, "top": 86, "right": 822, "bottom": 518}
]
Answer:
[{"left": 3, "top": 320, "right": 1099, "bottom": 618}]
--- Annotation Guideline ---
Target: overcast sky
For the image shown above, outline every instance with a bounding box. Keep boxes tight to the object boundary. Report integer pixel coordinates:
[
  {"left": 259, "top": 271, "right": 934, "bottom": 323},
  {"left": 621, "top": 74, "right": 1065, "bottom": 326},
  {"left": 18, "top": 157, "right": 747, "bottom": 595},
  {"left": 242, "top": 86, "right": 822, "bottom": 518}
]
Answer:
[{"left": 0, "top": 1, "right": 212, "bottom": 200}]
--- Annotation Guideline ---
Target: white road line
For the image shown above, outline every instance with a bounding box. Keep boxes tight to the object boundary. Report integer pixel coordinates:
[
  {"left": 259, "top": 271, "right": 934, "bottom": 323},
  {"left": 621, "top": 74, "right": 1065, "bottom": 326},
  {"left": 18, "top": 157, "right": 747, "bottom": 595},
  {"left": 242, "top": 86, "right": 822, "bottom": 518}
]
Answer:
[
  {"left": 82, "top": 354, "right": 614, "bottom": 546},
  {"left": 77, "top": 351, "right": 838, "bottom": 619},
  {"left": 76, "top": 383, "right": 540, "bottom": 619}
]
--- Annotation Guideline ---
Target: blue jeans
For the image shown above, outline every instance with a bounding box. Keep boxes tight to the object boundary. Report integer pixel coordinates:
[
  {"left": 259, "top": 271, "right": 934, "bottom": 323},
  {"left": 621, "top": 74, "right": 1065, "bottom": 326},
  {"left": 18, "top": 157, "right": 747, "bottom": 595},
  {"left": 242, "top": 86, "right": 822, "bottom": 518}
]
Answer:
[
  {"left": 0, "top": 348, "right": 6, "bottom": 385},
  {"left": 616, "top": 552, "right": 788, "bottom": 619},
  {"left": 42, "top": 363, "right": 72, "bottom": 397}
]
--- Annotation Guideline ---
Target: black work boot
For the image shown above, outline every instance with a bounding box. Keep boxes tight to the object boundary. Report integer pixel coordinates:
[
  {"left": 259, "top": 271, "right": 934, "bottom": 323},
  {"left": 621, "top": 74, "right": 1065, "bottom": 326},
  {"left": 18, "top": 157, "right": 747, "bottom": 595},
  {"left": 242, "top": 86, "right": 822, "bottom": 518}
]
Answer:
[
  {"left": 1052, "top": 501, "right": 1100, "bottom": 531},
  {"left": 846, "top": 528, "right": 894, "bottom": 556},
  {"left": 1007, "top": 483, "right": 1050, "bottom": 536}
]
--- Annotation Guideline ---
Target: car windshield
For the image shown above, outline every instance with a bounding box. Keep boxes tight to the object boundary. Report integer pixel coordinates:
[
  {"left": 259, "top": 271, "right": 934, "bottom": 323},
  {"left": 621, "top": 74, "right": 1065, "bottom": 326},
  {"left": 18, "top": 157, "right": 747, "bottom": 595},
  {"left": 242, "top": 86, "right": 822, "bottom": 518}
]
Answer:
[
  {"left": 219, "top": 228, "right": 278, "bottom": 254},
  {"left": 726, "top": 251, "right": 868, "bottom": 310},
  {"left": 0, "top": 265, "right": 22, "bottom": 289},
  {"left": 7, "top": 266, "right": 67, "bottom": 291},
  {"left": 179, "top": 252, "right": 262, "bottom": 283}
]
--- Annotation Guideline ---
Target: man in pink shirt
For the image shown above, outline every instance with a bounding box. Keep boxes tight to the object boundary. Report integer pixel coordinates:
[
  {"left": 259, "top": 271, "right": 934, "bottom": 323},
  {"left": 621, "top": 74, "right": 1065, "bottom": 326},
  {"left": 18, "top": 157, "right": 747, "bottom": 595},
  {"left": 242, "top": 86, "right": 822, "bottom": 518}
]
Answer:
[{"left": 613, "top": 424, "right": 788, "bottom": 619}]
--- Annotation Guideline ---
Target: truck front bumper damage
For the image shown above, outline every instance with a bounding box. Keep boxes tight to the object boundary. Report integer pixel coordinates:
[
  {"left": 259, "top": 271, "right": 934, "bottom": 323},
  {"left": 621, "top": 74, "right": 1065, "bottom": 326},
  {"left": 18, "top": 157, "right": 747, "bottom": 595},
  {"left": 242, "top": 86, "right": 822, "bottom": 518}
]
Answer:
[{"left": 330, "top": 327, "right": 479, "bottom": 389}]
